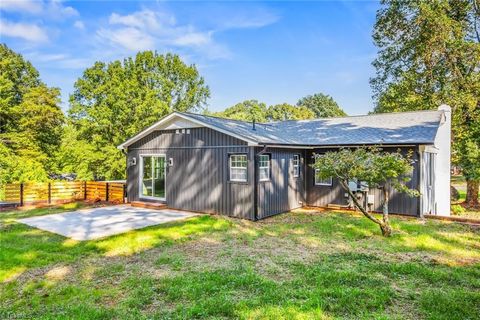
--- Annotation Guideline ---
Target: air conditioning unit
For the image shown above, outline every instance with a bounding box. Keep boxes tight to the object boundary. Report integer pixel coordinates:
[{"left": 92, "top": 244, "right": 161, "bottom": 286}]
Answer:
[{"left": 367, "top": 194, "right": 375, "bottom": 205}]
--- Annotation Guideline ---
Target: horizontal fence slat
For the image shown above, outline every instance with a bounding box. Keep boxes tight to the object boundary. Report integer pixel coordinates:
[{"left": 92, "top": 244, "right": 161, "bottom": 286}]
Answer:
[{"left": 1, "top": 181, "right": 124, "bottom": 204}]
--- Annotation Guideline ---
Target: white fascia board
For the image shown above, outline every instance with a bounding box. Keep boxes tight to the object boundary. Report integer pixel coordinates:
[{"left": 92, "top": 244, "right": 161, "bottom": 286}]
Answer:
[
  {"left": 175, "top": 114, "right": 259, "bottom": 146},
  {"left": 117, "top": 112, "right": 259, "bottom": 149},
  {"left": 117, "top": 113, "right": 178, "bottom": 150}
]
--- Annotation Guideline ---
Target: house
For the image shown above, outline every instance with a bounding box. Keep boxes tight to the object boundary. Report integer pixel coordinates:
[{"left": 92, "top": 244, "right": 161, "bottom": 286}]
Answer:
[{"left": 118, "top": 105, "right": 451, "bottom": 220}]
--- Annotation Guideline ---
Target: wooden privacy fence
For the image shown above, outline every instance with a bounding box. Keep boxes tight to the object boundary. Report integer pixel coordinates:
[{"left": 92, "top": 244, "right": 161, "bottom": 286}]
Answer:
[{"left": 2, "top": 181, "right": 126, "bottom": 206}]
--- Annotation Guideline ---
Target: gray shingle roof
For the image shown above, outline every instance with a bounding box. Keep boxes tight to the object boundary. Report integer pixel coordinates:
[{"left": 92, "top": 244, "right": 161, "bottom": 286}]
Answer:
[{"left": 180, "top": 110, "right": 443, "bottom": 146}]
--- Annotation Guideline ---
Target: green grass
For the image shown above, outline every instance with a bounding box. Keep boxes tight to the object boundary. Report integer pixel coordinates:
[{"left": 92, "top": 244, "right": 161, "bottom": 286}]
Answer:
[{"left": 1, "top": 204, "right": 479, "bottom": 319}]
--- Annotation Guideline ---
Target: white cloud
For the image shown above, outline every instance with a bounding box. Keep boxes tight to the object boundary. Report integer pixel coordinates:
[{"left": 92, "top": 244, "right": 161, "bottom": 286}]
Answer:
[
  {"left": 73, "top": 20, "right": 85, "bottom": 30},
  {"left": 97, "top": 9, "right": 230, "bottom": 58},
  {"left": 0, "top": 0, "right": 78, "bottom": 18},
  {"left": 0, "top": 20, "right": 48, "bottom": 42},
  {"left": 109, "top": 10, "right": 165, "bottom": 30},
  {"left": 97, "top": 27, "right": 155, "bottom": 51},
  {"left": 0, "top": 0, "right": 43, "bottom": 14},
  {"left": 220, "top": 10, "right": 280, "bottom": 29},
  {"left": 173, "top": 31, "right": 212, "bottom": 47},
  {"left": 97, "top": 6, "right": 280, "bottom": 60},
  {"left": 48, "top": 0, "right": 78, "bottom": 18}
]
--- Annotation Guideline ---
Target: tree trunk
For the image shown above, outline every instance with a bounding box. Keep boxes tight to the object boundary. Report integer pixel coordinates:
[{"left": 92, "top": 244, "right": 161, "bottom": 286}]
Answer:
[
  {"left": 380, "top": 187, "right": 392, "bottom": 237},
  {"left": 339, "top": 180, "right": 391, "bottom": 237},
  {"left": 465, "top": 180, "right": 479, "bottom": 208}
]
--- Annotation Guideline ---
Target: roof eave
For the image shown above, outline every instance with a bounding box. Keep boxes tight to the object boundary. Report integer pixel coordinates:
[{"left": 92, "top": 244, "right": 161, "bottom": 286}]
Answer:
[{"left": 117, "top": 112, "right": 260, "bottom": 149}]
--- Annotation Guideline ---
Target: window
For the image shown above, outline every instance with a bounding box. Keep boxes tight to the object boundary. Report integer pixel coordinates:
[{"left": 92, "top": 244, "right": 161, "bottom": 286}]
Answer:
[
  {"left": 315, "top": 170, "right": 332, "bottom": 186},
  {"left": 229, "top": 154, "right": 247, "bottom": 182},
  {"left": 293, "top": 154, "right": 300, "bottom": 177},
  {"left": 259, "top": 154, "right": 270, "bottom": 181}
]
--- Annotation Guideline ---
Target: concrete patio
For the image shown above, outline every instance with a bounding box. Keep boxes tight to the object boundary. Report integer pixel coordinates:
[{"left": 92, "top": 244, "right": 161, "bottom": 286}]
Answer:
[{"left": 18, "top": 205, "right": 197, "bottom": 240}]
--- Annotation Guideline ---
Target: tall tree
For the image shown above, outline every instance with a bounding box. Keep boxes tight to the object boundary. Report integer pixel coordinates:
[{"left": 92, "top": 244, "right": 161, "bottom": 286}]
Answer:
[
  {"left": 0, "top": 44, "right": 64, "bottom": 184},
  {"left": 0, "top": 44, "right": 41, "bottom": 134},
  {"left": 371, "top": 0, "right": 480, "bottom": 207},
  {"left": 266, "top": 103, "right": 315, "bottom": 121},
  {"left": 209, "top": 100, "right": 268, "bottom": 122},
  {"left": 67, "top": 51, "right": 210, "bottom": 180},
  {"left": 296, "top": 93, "right": 346, "bottom": 118},
  {"left": 210, "top": 101, "right": 318, "bottom": 122}
]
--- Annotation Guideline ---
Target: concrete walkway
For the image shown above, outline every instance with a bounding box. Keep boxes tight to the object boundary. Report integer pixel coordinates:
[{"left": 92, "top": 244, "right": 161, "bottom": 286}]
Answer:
[{"left": 18, "top": 205, "right": 197, "bottom": 241}]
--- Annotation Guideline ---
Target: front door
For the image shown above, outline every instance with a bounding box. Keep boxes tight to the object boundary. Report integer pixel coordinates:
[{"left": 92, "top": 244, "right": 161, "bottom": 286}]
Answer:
[{"left": 140, "top": 155, "right": 166, "bottom": 201}]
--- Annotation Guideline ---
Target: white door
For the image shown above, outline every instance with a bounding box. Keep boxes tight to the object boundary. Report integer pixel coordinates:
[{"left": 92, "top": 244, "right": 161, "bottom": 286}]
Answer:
[{"left": 422, "top": 152, "right": 436, "bottom": 214}]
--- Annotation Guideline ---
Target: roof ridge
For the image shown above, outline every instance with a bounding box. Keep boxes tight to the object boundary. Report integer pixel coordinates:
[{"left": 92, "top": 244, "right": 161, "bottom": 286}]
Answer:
[
  {"left": 178, "top": 109, "right": 441, "bottom": 126},
  {"left": 264, "top": 109, "right": 442, "bottom": 124},
  {"left": 177, "top": 111, "right": 254, "bottom": 125}
]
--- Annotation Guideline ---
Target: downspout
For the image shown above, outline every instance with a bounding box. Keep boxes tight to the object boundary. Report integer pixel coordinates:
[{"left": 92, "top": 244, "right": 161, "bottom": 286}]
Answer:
[
  {"left": 304, "top": 148, "right": 308, "bottom": 206},
  {"left": 253, "top": 144, "right": 268, "bottom": 221}
]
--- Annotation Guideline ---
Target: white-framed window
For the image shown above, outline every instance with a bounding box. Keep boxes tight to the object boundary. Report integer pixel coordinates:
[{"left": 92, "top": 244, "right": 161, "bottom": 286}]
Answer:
[
  {"left": 229, "top": 154, "right": 248, "bottom": 182},
  {"left": 293, "top": 154, "right": 300, "bottom": 177},
  {"left": 315, "top": 170, "right": 333, "bottom": 186},
  {"left": 259, "top": 154, "right": 270, "bottom": 181}
]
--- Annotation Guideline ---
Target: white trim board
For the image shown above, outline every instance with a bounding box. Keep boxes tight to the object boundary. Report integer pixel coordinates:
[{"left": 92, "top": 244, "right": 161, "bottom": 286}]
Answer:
[{"left": 138, "top": 154, "right": 167, "bottom": 201}]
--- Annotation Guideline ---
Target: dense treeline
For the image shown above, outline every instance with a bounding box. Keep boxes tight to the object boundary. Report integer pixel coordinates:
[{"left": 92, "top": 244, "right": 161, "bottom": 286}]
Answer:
[{"left": 208, "top": 93, "right": 346, "bottom": 122}]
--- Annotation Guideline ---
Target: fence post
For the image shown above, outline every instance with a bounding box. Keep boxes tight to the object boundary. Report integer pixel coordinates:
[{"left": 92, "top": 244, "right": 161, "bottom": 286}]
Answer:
[
  {"left": 20, "top": 183, "right": 24, "bottom": 207},
  {"left": 123, "top": 184, "right": 126, "bottom": 203},
  {"left": 84, "top": 181, "right": 87, "bottom": 200},
  {"left": 105, "top": 182, "right": 109, "bottom": 202},
  {"left": 48, "top": 182, "right": 51, "bottom": 204}
]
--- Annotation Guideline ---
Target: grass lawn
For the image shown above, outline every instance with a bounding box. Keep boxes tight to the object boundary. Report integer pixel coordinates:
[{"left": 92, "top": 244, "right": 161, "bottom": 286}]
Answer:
[{"left": 1, "top": 203, "right": 479, "bottom": 319}]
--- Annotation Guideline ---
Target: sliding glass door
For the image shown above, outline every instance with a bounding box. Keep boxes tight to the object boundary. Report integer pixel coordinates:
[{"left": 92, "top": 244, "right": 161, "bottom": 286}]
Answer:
[{"left": 140, "top": 155, "right": 166, "bottom": 200}]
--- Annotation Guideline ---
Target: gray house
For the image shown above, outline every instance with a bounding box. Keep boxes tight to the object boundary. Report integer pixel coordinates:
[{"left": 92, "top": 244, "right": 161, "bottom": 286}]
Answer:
[{"left": 118, "top": 105, "right": 451, "bottom": 220}]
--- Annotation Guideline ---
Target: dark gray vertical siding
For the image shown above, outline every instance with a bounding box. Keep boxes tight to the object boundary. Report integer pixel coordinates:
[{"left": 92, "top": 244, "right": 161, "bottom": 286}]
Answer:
[
  {"left": 126, "top": 127, "right": 255, "bottom": 220},
  {"left": 305, "top": 147, "right": 420, "bottom": 216},
  {"left": 366, "top": 147, "right": 420, "bottom": 215},
  {"left": 257, "top": 148, "right": 305, "bottom": 219}
]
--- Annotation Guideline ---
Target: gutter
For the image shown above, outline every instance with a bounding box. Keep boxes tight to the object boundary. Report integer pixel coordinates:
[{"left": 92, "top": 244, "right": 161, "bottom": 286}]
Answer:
[{"left": 257, "top": 143, "right": 429, "bottom": 149}]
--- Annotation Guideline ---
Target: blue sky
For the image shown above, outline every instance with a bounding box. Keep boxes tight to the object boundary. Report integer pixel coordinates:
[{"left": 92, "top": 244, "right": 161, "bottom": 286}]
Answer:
[{"left": 0, "top": 0, "right": 380, "bottom": 115}]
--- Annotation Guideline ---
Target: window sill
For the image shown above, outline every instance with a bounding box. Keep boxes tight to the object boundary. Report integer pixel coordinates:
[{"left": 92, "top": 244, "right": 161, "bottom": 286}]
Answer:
[{"left": 228, "top": 180, "right": 249, "bottom": 185}]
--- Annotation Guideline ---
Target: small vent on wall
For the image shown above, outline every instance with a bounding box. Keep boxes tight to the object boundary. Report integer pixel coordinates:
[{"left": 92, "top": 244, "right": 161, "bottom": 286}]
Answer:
[{"left": 175, "top": 129, "right": 191, "bottom": 135}]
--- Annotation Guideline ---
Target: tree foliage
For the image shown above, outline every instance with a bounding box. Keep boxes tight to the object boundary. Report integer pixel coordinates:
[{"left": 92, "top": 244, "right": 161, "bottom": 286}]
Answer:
[
  {"left": 0, "top": 44, "right": 64, "bottom": 184},
  {"left": 371, "top": 0, "right": 480, "bottom": 206},
  {"left": 266, "top": 103, "right": 315, "bottom": 121},
  {"left": 209, "top": 100, "right": 316, "bottom": 122},
  {"left": 209, "top": 94, "right": 342, "bottom": 122},
  {"left": 66, "top": 51, "right": 210, "bottom": 180},
  {"left": 296, "top": 93, "right": 347, "bottom": 118},
  {"left": 313, "top": 147, "right": 419, "bottom": 236},
  {"left": 209, "top": 100, "right": 268, "bottom": 122}
]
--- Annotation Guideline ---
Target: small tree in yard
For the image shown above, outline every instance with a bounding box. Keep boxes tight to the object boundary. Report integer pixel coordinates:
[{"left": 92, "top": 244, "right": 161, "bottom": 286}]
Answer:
[{"left": 313, "top": 147, "right": 419, "bottom": 237}]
